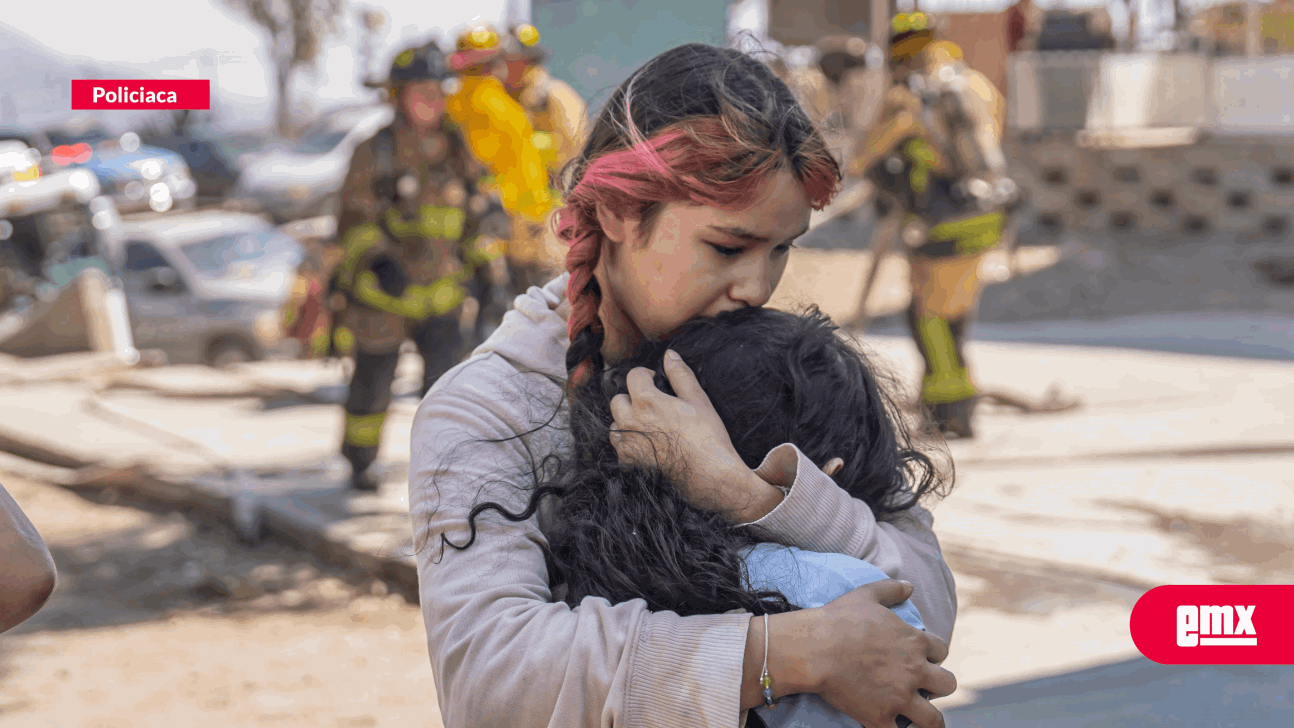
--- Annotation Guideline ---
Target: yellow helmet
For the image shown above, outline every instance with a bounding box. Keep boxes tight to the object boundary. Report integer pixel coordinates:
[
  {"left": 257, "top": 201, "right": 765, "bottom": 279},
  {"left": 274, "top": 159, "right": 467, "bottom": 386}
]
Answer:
[
  {"left": 891, "top": 12, "right": 931, "bottom": 35},
  {"left": 890, "top": 12, "right": 935, "bottom": 63},
  {"left": 450, "top": 23, "right": 504, "bottom": 72},
  {"left": 503, "top": 23, "right": 550, "bottom": 63},
  {"left": 458, "top": 24, "right": 501, "bottom": 52}
]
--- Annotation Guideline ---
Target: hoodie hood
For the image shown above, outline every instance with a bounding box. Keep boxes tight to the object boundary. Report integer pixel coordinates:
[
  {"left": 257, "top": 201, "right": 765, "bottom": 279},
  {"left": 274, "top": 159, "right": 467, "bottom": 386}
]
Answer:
[{"left": 471, "top": 272, "right": 571, "bottom": 382}]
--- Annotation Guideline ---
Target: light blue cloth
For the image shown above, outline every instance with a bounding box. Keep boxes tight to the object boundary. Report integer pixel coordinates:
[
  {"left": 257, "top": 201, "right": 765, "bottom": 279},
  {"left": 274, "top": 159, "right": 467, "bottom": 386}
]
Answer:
[{"left": 742, "top": 543, "right": 927, "bottom": 728}]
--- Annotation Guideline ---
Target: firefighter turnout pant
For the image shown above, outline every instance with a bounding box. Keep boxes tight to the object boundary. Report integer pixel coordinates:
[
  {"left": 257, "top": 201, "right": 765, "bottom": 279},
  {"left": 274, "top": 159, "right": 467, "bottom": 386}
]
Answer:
[
  {"left": 341, "top": 314, "right": 464, "bottom": 481},
  {"left": 905, "top": 212, "right": 1004, "bottom": 413}
]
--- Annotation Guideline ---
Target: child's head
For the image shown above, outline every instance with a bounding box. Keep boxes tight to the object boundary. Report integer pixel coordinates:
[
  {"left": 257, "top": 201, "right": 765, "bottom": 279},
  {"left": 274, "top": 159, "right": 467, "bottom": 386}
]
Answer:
[
  {"left": 555, "top": 44, "right": 843, "bottom": 382},
  {"left": 586, "top": 306, "right": 942, "bottom": 518},
  {"left": 544, "top": 307, "right": 948, "bottom": 616}
]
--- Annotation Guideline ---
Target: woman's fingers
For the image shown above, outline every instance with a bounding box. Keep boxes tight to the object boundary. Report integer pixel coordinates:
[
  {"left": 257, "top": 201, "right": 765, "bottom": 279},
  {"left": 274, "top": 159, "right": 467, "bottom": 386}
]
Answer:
[
  {"left": 609, "top": 393, "right": 633, "bottom": 422},
  {"left": 922, "top": 662, "right": 958, "bottom": 700},
  {"left": 924, "top": 631, "right": 950, "bottom": 665},
  {"left": 899, "top": 696, "right": 947, "bottom": 728},
  {"left": 865, "top": 579, "right": 917, "bottom": 608},
  {"left": 623, "top": 367, "right": 659, "bottom": 400},
  {"left": 661, "top": 350, "right": 715, "bottom": 408}
]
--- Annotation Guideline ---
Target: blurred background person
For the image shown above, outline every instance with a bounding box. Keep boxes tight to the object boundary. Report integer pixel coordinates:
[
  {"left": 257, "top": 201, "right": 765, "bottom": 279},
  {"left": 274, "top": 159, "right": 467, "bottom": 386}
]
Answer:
[
  {"left": 0, "top": 481, "right": 56, "bottom": 633},
  {"left": 851, "top": 13, "right": 1018, "bottom": 440},
  {"left": 445, "top": 23, "right": 559, "bottom": 303},
  {"left": 499, "top": 22, "right": 589, "bottom": 295},
  {"left": 332, "top": 39, "right": 507, "bottom": 491}
]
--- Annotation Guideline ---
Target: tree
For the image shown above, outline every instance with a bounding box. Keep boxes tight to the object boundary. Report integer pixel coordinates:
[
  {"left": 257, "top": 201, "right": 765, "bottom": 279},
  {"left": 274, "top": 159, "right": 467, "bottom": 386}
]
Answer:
[{"left": 221, "top": 0, "right": 347, "bottom": 137}]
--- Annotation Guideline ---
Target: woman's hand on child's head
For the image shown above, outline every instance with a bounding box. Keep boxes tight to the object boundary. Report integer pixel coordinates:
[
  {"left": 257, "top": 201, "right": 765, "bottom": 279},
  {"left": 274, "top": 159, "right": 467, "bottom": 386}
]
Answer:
[
  {"left": 811, "top": 580, "right": 957, "bottom": 728},
  {"left": 608, "top": 350, "right": 780, "bottom": 522}
]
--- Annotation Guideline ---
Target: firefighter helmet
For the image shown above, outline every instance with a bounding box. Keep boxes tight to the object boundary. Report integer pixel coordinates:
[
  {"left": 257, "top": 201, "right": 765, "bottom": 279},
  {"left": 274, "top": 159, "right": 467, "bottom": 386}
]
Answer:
[
  {"left": 502, "top": 23, "right": 550, "bottom": 63},
  {"left": 449, "top": 23, "right": 505, "bottom": 73},
  {"left": 890, "top": 12, "right": 935, "bottom": 63},
  {"left": 365, "top": 40, "right": 451, "bottom": 90}
]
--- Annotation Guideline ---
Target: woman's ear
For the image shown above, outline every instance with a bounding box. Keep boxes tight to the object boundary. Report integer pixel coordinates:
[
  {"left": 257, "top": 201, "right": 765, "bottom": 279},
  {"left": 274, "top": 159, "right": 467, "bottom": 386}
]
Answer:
[{"left": 595, "top": 203, "right": 629, "bottom": 244}]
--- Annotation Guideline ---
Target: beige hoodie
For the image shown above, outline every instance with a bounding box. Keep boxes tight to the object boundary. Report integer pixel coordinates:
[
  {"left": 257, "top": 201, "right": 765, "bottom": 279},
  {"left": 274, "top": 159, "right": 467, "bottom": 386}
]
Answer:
[{"left": 409, "top": 273, "right": 957, "bottom": 728}]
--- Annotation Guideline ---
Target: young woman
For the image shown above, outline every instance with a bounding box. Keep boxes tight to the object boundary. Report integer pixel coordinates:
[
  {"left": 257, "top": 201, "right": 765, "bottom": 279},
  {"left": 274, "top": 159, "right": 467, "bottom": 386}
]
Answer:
[
  {"left": 536, "top": 306, "right": 941, "bottom": 728},
  {"left": 409, "top": 43, "right": 958, "bottom": 728}
]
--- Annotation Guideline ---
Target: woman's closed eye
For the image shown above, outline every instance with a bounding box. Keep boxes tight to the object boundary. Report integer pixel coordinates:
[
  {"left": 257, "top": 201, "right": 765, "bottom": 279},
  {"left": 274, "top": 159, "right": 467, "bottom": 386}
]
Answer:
[
  {"left": 707, "top": 241, "right": 798, "bottom": 258},
  {"left": 707, "top": 242, "right": 745, "bottom": 257}
]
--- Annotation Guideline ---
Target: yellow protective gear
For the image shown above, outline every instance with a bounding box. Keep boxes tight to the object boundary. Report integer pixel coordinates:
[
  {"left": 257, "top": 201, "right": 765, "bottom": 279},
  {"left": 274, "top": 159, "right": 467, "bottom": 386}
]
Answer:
[
  {"left": 446, "top": 75, "right": 555, "bottom": 223},
  {"left": 353, "top": 270, "right": 467, "bottom": 321},
  {"left": 344, "top": 411, "right": 387, "bottom": 448}
]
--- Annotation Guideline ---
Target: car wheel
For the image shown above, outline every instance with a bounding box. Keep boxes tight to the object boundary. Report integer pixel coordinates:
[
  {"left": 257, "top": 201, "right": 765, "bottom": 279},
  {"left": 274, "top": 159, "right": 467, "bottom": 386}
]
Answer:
[{"left": 207, "top": 337, "right": 254, "bottom": 369}]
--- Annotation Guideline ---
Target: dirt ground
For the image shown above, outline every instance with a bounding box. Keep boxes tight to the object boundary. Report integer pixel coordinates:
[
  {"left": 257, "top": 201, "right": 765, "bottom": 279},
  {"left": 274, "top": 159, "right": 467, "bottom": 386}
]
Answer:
[{"left": 0, "top": 473, "right": 444, "bottom": 728}]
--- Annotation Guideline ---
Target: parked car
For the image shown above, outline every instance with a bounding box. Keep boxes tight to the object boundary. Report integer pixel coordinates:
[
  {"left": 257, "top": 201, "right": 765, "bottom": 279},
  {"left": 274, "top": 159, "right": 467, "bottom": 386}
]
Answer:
[
  {"left": 142, "top": 133, "right": 242, "bottom": 205},
  {"left": 0, "top": 164, "right": 135, "bottom": 359},
  {"left": 3, "top": 118, "right": 198, "bottom": 215},
  {"left": 108, "top": 210, "right": 304, "bottom": 367},
  {"left": 0, "top": 140, "right": 43, "bottom": 182},
  {"left": 228, "top": 105, "right": 394, "bottom": 223}
]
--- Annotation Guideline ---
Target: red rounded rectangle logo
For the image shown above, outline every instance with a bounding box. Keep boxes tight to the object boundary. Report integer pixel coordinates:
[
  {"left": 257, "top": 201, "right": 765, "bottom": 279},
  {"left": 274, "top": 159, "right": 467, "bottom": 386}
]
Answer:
[
  {"left": 1131, "top": 585, "right": 1294, "bottom": 664},
  {"left": 71, "top": 80, "right": 210, "bottom": 110}
]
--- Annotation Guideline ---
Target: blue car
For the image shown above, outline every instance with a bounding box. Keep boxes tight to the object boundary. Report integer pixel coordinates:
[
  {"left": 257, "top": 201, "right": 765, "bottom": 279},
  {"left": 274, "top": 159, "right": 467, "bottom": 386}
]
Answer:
[{"left": 19, "top": 119, "right": 198, "bottom": 214}]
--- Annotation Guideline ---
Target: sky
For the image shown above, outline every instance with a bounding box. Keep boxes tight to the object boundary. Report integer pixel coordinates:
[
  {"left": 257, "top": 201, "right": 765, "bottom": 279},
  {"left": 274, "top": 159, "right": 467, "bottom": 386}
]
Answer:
[
  {"left": 1, "top": 0, "right": 529, "bottom": 130},
  {"left": 2, "top": 0, "right": 1258, "bottom": 132}
]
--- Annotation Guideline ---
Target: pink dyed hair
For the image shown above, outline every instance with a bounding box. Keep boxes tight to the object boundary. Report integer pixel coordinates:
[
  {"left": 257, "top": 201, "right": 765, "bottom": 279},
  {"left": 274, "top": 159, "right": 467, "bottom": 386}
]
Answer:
[{"left": 556, "top": 116, "right": 841, "bottom": 383}]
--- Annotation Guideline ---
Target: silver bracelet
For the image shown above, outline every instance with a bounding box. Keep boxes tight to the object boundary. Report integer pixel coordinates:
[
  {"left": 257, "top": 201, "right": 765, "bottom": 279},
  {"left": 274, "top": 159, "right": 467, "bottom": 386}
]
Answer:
[{"left": 760, "top": 613, "right": 776, "bottom": 708}]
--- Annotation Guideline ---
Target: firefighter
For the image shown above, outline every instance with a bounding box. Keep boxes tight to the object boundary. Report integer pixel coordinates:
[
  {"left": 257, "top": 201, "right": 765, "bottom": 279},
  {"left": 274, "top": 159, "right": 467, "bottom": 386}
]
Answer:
[
  {"left": 499, "top": 23, "right": 589, "bottom": 294},
  {"left": 333, "top": 39, "right": 510, "bottom": 491},
  {"left": 445, "top": 23, "right": 559, "bottom": 299},
  {"left": 851, "top": 13, "right": 1019, "bottom": 439}
]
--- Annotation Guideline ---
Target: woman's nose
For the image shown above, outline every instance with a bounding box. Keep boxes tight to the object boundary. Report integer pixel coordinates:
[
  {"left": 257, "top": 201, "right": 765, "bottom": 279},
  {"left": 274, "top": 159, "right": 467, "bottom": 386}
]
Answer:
[{"left": 728, "top": 258, "right": 774, "bottom": 308}]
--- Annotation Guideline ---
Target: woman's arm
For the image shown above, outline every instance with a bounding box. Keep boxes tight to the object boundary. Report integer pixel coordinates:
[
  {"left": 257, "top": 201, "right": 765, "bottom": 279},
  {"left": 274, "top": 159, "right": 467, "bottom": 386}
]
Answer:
[
  {"left": 0, "top": 481, "right": 56, "bottom": 633},
  {"left": 410, "top": 370, "right": 754, "bottom": 728},
  {"left": 743, "top": 443, "right": 958, "bottom": 644},
  {"left": 608, "top": 355, "right": 958, "bottom": 644},
  {"left": 413, "top": 279, "right": 954, "bottom": 726}
]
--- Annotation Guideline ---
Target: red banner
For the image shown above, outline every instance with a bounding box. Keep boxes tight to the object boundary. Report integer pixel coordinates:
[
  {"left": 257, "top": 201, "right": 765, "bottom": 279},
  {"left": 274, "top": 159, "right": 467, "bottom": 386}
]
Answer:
[
  {"left": 1131, "top": 584, "right": 1294, "bottom": 664},
  {"left": 71, "top": 80, "right": 210, "bottom": 110}
]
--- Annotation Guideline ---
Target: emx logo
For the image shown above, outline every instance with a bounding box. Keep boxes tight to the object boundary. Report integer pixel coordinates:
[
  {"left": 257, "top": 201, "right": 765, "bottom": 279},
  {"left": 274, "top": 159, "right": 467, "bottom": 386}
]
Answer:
[
  {"left": 1176, "top": 604, "right": 1256, "bottom": 646},
  {"left": 1131, "top": 585, "right": 1294, "bottom": 664}
]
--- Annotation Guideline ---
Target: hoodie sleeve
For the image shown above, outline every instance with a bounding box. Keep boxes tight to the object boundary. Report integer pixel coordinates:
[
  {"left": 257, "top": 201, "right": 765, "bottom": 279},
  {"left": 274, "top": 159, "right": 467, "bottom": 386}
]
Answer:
[
  {"left": 744, "top": 444, "right": 957, "bottom": 643},
  {"left": 410, "top": 361, "right": 753, "bottom": 728},
  {"left": 409, "top": 277, "right": 754, "bottom": 728}
]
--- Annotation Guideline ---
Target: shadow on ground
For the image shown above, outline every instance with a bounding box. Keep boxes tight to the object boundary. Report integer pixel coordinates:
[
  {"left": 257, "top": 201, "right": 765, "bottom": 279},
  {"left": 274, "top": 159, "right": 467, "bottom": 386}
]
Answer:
[
  {"left": 946, "top": 656, "right": 1294, "bottom": 727},
  {"left": 942, "top": 544, "right": 1150, "bottom": 617},
  {"left": 1093, "top": 500, "right": 1294, "bottom": 583}
]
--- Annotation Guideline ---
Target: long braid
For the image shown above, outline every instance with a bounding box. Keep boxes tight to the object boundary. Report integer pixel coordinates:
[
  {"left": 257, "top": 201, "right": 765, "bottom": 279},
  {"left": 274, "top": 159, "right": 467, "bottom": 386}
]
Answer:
[{"left": 563, "top": 235, "right": 605, "bottom": 383}]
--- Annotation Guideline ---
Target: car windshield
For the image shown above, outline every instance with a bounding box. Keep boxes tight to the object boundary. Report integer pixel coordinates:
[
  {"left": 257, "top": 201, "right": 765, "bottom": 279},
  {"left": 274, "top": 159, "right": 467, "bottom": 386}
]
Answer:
[
  {"left": 48, "top": 127, "right": 113, "bottom": 147},
  {"left": 293, "top": 129, "right": 347, "bottom": 155},
  {"left": 180, "top": 229, "right": 301, "bottom": 279}
]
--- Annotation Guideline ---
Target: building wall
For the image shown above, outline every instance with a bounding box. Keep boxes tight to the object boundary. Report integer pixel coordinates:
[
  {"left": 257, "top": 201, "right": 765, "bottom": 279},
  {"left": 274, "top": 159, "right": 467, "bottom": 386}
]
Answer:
[
  {"left": 936, "top": 11, "right": 1012, "bottom": 95},
  {"left": 531, "top": 0, "right": 730, "bottom": 110}
]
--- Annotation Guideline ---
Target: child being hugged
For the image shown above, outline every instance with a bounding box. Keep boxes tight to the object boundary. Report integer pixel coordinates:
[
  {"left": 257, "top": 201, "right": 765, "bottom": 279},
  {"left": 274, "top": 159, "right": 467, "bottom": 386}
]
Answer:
[{"left": 537, "top": 306, "right": 949, "bottom": 728}]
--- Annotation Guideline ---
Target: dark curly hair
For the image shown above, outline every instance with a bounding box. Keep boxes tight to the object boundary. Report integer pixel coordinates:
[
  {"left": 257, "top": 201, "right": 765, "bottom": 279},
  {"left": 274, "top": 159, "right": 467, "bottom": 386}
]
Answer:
[{"left": 445, "top": 306, "right": 950, "bottom": 618}]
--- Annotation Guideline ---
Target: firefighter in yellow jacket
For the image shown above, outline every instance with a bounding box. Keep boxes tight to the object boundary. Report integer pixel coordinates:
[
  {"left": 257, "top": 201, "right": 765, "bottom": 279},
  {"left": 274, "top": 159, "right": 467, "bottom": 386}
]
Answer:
[
  {"left": 852, "top": 13, "right": 1020, "bottom": 439},
  {"left": 445, "top": 24, "right": 562, "bottom": 297},
  {"left": 499, "top": 23, "right": 589, "bottom": 293},
  {"left": 333, "top": 40, "right": 509, "bottom": 491}
]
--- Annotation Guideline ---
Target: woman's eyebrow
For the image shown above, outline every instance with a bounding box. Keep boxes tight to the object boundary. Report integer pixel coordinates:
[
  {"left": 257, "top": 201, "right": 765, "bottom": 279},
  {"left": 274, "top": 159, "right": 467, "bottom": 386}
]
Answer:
[{"left": 709, "top": 224, "right": 810, "bottom": 243}]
